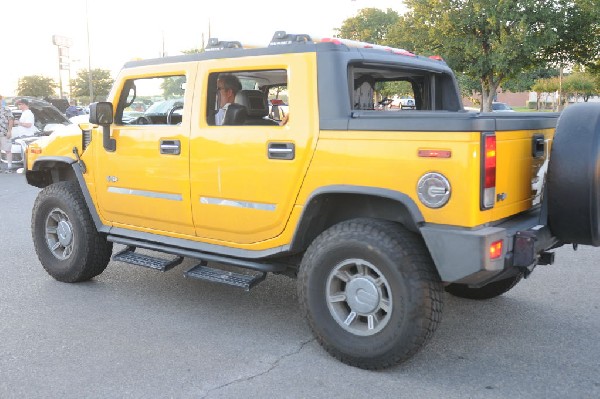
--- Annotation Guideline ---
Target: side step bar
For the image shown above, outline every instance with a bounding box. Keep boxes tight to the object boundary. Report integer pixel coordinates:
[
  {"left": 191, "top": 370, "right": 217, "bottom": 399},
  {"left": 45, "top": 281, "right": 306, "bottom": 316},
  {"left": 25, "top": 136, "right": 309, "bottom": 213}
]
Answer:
[
  {"left": 112, "top": 246, "right": 183, "bottom": 272},
  {"left": 107, "top": 235, "right": 288, "bottom": 274},
  {"left": 185, "top": 261, "right": 266, "bottom": 291}
]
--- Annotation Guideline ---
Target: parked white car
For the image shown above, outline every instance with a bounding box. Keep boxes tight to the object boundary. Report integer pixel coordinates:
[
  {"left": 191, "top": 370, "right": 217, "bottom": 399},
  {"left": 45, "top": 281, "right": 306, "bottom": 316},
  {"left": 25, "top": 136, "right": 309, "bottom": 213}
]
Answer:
[
  {"left": 391, "top": 96, "right": 416, "bottom": 109},
  {"left": 1, "top": 98, "right": 71, "bottom": 168}
]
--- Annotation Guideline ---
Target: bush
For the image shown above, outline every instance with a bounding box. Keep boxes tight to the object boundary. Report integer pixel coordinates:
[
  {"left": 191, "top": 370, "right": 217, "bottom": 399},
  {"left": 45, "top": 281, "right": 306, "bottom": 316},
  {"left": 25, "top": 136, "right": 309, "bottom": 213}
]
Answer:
[{"left": 527, "top": 101, "right": 554, "bottom": 110}]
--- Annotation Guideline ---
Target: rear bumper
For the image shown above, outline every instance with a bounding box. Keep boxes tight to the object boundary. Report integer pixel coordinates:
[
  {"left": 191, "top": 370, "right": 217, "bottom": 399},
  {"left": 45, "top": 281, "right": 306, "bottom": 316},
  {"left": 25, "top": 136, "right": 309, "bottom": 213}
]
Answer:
[{"left": 420, "top": 208, "right": 560, "bottom": 285}]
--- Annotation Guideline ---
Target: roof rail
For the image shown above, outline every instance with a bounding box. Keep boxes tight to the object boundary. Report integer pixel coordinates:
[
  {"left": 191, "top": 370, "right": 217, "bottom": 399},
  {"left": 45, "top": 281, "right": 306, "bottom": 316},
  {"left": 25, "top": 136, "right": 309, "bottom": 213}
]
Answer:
[
  {"left": 205, "top": 38, "right": 244, "bottom": 51},
  {"left": 269, "top": 31, "right": 312, "bottom": 46}
]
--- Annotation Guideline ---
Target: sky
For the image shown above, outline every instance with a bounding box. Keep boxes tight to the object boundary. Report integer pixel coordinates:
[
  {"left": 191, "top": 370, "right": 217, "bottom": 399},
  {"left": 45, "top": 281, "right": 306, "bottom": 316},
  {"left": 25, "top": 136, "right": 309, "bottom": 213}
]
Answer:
[{"left": 2, "top": 0, "right": 407, "bottom": 97}]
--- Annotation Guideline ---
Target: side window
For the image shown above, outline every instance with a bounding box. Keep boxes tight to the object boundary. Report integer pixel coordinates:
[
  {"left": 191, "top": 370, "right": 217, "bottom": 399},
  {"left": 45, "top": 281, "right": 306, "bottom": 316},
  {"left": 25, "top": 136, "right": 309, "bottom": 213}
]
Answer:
[
  {"left": 116, "top": 75, "right": 186, "bottom": 125},
  {"left": 206, "top": 69, "right": 288, "bottom": 126},
  {"left": 350, "top": 66, "right": 422, "bottom": 111}
]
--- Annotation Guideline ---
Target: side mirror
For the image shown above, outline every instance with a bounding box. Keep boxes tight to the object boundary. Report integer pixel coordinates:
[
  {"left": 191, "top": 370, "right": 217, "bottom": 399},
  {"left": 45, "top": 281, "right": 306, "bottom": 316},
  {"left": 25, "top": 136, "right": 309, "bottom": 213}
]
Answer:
[
  {"left": 89, "top": 102, "right": 113, "bottom": 124},
  {"left": 88, "top": 102, "right": 116, "bottom": 152}
]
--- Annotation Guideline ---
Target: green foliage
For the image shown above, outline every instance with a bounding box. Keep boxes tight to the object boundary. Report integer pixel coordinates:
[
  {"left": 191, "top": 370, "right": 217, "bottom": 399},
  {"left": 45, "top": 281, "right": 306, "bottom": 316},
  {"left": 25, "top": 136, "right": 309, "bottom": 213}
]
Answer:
[
  {"left": 502, "top": 68, "right": 559, "bottom": 93},
  {"left": 563, "top": 72, "right": 598, "bottom": 102},
  {"left": 455, "top": 73, "right": 482, "bottom": 104},
  {"left": 161, "top": 76, "right": 186, "bottom": 99},
  {"left": 16, "top": 75, "right": 58, "bottom": 98},
  {"left": 336, "top": 8, "right": 400, "bottom": 42},
  {"left": 71, "top": 69, "right": 114, "bottom": 103},
  {"left": 182, "top": 48, "right": 203, "bottom": 54},
  {"left": 377, "top": 81, "right": 413, "bottom": 98},
  {"left": 382, "top": 1, "right": 599, "bottom": 111},
  {"left": 531, "top": 77, "right": 560, "bottom": 110},
  {"left": 543, "top": 0, "right": 600, "bottom": 68}
]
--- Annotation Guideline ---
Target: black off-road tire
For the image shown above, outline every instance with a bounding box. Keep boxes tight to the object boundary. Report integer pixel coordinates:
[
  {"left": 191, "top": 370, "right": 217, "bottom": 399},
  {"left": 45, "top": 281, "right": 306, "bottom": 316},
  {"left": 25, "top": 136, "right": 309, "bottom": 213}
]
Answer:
[
  {"left": 32, "top": 181, "right": 113, "bottom": 282},
  {"left": 298, "top": 218, "right": 444, "bottom": 370},
  {"left": 547, "top": 103, "right": 600, "bottom": 246},
  {"left": 444, "top": 273, "right": 523, "bottom": 300}
]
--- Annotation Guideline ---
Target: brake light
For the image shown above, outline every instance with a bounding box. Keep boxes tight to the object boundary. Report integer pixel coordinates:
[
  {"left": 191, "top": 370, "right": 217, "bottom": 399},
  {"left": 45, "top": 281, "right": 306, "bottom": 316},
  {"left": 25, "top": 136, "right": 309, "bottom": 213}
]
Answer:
[
  {"left": 320, "top": 37, "right": 415, "bottom": 56},
  {"left": 489, "top": 240, "right": 503, "bottom": 259},
  {"left": 481, "top": 133, "right": 496, "bottom": 209}
]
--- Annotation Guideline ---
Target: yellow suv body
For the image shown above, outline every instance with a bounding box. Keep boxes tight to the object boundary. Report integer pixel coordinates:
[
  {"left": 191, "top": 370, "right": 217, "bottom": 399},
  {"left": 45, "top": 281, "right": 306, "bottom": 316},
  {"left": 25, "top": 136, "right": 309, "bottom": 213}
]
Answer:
[{"left": 24, "top": 33, "right": 600, "bottom": 370}]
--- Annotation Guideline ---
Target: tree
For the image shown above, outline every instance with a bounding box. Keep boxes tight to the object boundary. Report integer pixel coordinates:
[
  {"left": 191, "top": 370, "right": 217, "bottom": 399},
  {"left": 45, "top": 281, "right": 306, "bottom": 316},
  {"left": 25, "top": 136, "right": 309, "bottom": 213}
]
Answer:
[
  {"left": 531, "top": 77, "right": 560, "bottom": 110},
  {"left": 161, "top": 76, "right": 186, "bottom": 99},
  {"left": 563, "top": 72, "right": 598, "bottom": 102},
  {"left": 541, "top": 0, "right": 600, "bottom": 69},
  {"left": 389, "top": 0, "right": 600, "bottom": 111},
  {"left": 502, "top": 67, "right": 558, "bottom": 94},
  {"left": 336, "top": 8, "right": 400, "bottom": 43},
  {"left": 455, "top": 73, "right": 482, "bottom": 108},
  {"left": 71, "top": 69, "right": 114, "bottom": 103},
  {"left": 16, "top": 75, "right": 58, "bottom": 98}
]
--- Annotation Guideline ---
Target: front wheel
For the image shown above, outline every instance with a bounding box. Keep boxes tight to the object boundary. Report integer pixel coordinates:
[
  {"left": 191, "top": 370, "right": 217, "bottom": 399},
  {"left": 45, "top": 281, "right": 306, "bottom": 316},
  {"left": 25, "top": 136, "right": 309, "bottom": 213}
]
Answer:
[
  {"left": 298, "top": 218, "right": 444, "bottom": 369},
  {"left": 32, "top": 181, "right": 113, "bottom": 282}
]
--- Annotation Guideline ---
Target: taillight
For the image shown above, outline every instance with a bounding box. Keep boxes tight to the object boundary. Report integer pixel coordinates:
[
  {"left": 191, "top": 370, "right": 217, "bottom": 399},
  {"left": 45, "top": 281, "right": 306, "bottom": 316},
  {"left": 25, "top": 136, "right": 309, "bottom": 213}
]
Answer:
[
  {"left": 489, "top": 240, "right": 503, "bottom": 259},
  {"left": 481, "top": 132, "right": 496, "bottom": 209}
]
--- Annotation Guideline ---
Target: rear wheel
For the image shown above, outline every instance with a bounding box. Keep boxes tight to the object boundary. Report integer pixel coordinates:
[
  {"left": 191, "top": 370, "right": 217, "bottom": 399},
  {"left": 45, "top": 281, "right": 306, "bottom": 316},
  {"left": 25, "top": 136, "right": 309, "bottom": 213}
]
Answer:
[
  {"left": 32, "top": 181, "right": 112, "bottom": 282},
  {"left": 444, "top": 273, "right": 522, "bottom": 300},
  {"left": 298, "top": 218, "right": 444, "bottom": 369}
]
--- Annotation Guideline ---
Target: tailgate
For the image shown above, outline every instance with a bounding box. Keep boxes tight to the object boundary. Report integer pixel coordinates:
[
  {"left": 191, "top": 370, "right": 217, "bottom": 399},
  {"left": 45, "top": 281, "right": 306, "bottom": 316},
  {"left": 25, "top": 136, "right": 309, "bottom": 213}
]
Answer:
[{"left": 491, "top": 116, "right": 557, "bottom": 221}]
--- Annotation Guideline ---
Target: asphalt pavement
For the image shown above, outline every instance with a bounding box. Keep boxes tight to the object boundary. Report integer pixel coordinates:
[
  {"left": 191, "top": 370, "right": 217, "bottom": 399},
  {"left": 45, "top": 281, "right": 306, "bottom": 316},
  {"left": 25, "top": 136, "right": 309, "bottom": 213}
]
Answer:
[{"left": 1, "top": 173, "right": 599, "bottom": 399}]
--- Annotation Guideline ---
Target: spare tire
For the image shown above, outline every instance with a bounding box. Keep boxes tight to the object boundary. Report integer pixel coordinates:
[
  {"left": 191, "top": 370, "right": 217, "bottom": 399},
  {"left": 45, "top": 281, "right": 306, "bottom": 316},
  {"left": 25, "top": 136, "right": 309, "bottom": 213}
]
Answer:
[{"left": 547, "top": 103, "right": 600, "bottom": 246}]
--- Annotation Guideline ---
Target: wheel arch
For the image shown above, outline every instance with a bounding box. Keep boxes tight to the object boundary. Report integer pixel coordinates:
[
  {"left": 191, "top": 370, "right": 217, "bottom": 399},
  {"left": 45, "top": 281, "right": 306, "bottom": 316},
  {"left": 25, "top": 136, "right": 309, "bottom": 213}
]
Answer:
[
  {"left": 26, "top": 157, "right": 108, "bottom": 234},
  {"left": 26, "top": 156, "right": 78, "bottom": 188},
  {"left": 289, "top": 185, "right": 424, "bottom": 253}
]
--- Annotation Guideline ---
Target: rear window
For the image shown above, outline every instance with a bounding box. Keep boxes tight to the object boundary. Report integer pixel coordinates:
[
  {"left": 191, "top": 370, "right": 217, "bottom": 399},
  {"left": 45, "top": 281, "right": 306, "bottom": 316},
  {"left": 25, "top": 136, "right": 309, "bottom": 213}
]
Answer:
[{"left": 349, "top": 62, "right": 461, "bottom": 112}]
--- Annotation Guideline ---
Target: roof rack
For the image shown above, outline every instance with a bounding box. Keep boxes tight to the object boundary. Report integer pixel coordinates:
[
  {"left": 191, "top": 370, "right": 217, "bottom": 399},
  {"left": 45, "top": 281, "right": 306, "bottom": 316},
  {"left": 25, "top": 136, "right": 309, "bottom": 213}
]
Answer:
[
  {"left": 205, "top": 38, "right": 244, "bottom": 51},
  {"left": 269, "top": 31, "right": 312, "bottom": 46}
]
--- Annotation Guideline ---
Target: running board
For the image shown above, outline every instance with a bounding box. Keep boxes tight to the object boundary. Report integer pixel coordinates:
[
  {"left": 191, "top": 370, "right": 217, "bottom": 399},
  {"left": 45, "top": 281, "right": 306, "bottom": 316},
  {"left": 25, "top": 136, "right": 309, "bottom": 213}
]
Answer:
[
  {"left": 107, "top": 235, "right": 288, "bottom": 274},
  {"left": 112, "top": 246, "right": 183, "bottom": 272},
  {"left": 184, "top": 262, "right": 266, "bottom": 291}
]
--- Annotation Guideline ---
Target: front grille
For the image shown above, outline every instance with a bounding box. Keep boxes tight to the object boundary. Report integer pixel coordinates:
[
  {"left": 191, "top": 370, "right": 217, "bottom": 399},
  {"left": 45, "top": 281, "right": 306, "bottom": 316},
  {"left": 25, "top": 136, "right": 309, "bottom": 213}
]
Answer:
[
  {"left": 0, "top": 151, "right": 22, "bottom": 163},
  {"left": 82, "top": 129, "right": 92, "bottom": 149}
]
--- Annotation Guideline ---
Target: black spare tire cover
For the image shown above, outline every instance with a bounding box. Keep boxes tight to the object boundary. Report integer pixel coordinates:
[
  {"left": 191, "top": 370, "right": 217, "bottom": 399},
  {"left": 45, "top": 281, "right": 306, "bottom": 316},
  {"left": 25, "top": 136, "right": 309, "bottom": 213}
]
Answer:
[{"left": 547, "top": 103, "right": 600, "bottom": 246}]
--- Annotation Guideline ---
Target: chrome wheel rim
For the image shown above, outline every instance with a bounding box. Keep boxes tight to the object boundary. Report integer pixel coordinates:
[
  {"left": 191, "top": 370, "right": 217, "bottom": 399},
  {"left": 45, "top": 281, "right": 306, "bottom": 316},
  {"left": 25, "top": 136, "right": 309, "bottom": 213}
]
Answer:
[
  {"left": 326, "top": 258, "right": 393, "bottom": 336},
  {"left": 45, "top": 208, "right": 74, "bottom": 260}
]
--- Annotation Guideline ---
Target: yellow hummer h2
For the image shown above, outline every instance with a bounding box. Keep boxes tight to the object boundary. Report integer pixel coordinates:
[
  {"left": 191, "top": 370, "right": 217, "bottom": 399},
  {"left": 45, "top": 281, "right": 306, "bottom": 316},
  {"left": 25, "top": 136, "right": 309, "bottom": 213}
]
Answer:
[{"left": 24, "top": 32, "right": 600, "bottom": 369}]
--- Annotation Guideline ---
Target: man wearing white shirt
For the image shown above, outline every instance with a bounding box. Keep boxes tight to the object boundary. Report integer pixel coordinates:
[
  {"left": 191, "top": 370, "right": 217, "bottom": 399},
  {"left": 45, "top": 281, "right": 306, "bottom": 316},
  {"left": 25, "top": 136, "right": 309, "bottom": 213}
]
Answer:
[
  {"left": 215, "top": 74, "right": 242, "bottom": 125},
  {"left": 13, "top": 98, "right": 37, "bottom": 137}
]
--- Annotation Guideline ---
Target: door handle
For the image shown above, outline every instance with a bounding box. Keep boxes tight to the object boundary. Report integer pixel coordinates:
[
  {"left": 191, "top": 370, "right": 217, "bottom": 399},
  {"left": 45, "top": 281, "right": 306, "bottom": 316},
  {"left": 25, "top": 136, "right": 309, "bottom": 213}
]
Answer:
[
  {"left": 532, "top": 134, "right": 545, "bottom": 158},
  {"left": 268, "top": 142, "right": 295, "bottom": 160},
  {"left": 160, "top": 139, "right": 180, "bottom": 155}
]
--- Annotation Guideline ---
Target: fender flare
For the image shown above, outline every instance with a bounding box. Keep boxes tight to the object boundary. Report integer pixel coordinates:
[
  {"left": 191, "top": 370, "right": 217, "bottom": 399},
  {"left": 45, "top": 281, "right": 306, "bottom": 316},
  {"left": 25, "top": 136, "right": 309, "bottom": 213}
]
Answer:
[{"left": 289, "top": 185, "right": 424, "bottom": 253}]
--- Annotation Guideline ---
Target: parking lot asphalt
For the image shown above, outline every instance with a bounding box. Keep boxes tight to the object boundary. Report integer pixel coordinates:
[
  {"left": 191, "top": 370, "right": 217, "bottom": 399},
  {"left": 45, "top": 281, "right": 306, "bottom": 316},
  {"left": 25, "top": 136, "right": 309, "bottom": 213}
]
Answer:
[{"left": 0, "top": 174, "right": 599, "bottom": 398}]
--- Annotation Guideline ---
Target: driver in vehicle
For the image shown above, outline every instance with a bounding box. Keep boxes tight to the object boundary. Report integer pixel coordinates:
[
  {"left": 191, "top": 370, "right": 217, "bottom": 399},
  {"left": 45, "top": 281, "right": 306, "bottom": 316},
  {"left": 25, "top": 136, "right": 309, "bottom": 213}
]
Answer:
[{"left": 215, "top": 74, "right": 242, "bottom": 125}]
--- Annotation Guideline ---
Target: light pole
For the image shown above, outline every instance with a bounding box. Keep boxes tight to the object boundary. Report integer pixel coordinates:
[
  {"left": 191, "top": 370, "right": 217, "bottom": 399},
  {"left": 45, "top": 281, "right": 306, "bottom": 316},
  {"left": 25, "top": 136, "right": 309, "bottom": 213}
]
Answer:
[{"left": 85, "top": 0, "right": 94, "bottom": 102}]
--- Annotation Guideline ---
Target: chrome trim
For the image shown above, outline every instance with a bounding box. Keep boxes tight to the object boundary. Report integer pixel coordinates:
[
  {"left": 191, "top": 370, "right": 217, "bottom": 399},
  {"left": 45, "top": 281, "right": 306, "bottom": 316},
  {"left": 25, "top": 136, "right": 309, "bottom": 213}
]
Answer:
[
  {"left": 200, "top": 196, "right": 276, "bottom": 211},
  {"left": 108, "top": 187, "right": 183, "bottom": 201},
  {"left": 268, "top": 148, "right": 293, "bottom": 154}
]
